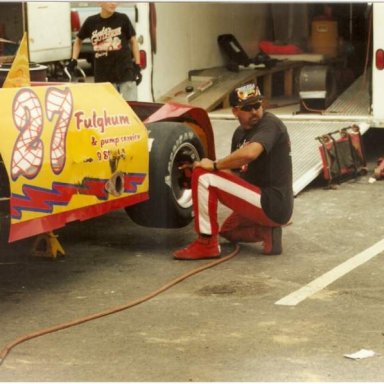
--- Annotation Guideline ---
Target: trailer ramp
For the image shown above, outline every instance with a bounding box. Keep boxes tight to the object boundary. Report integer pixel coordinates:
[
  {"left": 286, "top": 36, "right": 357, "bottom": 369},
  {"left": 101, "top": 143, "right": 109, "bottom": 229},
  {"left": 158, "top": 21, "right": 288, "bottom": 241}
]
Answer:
[
  {"left": 209, "top": 75, "right": 371, "bottom": 195},
  {"left": 278, "top": 74, "right": 370, "bottom": 195},
  {"left": 210, "top": 118, "right": 369, "bottom": 196}
]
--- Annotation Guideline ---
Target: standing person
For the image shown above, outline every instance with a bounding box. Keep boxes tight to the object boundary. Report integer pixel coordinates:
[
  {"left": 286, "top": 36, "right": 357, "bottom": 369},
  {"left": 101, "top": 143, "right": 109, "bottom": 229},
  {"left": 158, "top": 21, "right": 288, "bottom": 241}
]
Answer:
[
  {"left": 68, "top": 2, "right": 141, "bottom": 100},
  {"left": 173, "top": 83, "right": 293, "bottom": 260}
]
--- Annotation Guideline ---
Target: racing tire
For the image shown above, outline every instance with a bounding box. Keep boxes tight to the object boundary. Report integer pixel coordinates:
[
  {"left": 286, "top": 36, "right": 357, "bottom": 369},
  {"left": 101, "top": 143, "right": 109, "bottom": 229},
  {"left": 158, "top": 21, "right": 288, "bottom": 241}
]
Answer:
[
  {"left": 126, "top": 122, "right": 205, "bottom": 228},
  {"left": 0, "top": 157, "right": 10, "bottom": 244}
]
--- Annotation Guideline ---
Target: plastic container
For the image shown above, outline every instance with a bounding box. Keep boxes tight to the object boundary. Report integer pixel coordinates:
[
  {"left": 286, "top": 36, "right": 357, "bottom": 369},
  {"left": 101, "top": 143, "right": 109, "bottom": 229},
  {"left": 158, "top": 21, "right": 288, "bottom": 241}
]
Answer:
[{"left": 311, "top": 20, "right": 338, "bottom": 58}]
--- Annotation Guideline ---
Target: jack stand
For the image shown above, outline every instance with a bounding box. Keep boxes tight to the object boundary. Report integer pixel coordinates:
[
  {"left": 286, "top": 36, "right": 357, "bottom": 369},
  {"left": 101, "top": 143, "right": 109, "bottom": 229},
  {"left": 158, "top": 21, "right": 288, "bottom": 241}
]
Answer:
[{"left": 31, "top": 231, "right": 65, "bottom": 259}]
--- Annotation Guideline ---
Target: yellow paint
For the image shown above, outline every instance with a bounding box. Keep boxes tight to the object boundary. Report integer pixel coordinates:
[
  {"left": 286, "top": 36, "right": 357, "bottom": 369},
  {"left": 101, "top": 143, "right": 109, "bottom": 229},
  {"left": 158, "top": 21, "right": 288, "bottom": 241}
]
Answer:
[
  {"left": 0, "top": 82, "right": 149, "bottom": 225},
  {"left": 3, "top": 33, "right": 30, "bottom": 88}
]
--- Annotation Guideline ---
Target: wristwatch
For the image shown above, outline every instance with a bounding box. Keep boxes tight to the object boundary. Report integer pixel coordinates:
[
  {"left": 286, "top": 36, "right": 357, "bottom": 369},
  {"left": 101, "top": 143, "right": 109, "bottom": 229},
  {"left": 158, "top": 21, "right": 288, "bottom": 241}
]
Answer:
[{"left": 213, "top": 161, "right": 219, "bottom": 171}]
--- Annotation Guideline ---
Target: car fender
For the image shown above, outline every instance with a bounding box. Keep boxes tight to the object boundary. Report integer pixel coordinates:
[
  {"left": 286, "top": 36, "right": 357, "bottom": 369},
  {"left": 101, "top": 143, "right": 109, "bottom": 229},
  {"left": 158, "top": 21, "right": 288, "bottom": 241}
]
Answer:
[{"left": 0, "top": 82, "right": 149, "bottom": 242}]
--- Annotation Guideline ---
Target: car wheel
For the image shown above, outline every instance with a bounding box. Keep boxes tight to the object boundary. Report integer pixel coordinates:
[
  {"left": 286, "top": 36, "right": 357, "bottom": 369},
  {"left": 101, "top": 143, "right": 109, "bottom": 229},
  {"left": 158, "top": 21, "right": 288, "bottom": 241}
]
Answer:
[{"left": 126, "top": 121, "right": 205, "bottom": 228}]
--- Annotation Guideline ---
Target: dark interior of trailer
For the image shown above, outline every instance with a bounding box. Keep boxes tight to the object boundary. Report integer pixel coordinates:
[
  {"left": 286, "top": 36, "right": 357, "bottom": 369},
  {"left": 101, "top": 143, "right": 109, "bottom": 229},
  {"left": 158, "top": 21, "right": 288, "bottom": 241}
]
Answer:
[{"left": 262, "top": 3, "right": 371, "bottom": 107}]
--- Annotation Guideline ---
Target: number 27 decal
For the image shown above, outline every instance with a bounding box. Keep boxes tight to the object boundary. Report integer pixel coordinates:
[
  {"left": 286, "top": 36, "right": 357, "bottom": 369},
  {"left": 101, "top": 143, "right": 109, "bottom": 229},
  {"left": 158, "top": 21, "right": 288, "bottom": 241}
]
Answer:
[{"left": 10, "top": 87, "right": 73, "bottom": 181}]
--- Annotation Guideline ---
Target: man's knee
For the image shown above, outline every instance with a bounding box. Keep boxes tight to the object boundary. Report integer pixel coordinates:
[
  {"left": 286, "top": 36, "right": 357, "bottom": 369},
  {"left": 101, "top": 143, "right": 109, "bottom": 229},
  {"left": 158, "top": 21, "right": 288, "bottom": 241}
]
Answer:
[
  {"left": 191, "top": 167, "right": 210, "bottom": 188},
  {"left": 192, "top": 167, "right": 206, "bottom": 178}
]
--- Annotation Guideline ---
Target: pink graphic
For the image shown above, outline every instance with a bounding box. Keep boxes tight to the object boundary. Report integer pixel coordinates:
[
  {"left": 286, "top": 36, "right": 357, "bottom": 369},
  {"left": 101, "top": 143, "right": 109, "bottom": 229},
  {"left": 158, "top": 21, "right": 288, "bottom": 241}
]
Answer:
[
  {"left": 11, "top": 89, "right": 44, "bottom": 180},
  {"left": 46, "top": 87, "right": 73, "bottom": 174},
  {"left": 10, "top": 87, "right": 73, "bottom": 180}
]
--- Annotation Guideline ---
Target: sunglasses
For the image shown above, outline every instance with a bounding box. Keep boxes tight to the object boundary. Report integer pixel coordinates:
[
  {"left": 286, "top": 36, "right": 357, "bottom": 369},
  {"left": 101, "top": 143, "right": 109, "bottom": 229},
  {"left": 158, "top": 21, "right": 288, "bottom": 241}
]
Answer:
[{"left": 238, "top": 102, "right": 262, "bottom": 112}]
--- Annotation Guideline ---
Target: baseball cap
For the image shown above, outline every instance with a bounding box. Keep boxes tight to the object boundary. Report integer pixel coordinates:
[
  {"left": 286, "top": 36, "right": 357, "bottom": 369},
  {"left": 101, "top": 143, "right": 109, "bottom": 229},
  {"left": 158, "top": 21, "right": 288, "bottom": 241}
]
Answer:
[{"left": 229, "top": 83, "right": 264, "bottom": 108}]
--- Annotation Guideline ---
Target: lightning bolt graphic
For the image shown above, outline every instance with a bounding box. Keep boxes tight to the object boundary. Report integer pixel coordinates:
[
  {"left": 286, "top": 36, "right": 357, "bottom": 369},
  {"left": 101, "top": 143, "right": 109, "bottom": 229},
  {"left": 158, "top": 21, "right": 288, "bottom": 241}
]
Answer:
[
  {"left": 11, "top": 173, "right": 146, "bottom": 220},
  {"left": 124, "top": 173, "right": 146, "bottom": 193}
]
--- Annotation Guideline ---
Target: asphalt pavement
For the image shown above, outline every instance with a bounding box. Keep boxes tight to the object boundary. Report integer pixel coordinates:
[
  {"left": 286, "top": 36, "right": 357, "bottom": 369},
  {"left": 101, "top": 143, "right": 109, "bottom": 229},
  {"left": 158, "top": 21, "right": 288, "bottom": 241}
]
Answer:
[{"left": 0, "top": 124, "right": 384, "bottom": 381}]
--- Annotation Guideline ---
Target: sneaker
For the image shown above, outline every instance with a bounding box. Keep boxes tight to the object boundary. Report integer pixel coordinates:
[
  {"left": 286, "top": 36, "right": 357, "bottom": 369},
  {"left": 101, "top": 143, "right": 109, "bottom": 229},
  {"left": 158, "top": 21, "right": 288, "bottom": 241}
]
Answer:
[
  {"left": 262, "top": 226, "right": 282, "bottom": 255},
  {"left": 173, "top": 236, "right": 221, "bottom": 260}
]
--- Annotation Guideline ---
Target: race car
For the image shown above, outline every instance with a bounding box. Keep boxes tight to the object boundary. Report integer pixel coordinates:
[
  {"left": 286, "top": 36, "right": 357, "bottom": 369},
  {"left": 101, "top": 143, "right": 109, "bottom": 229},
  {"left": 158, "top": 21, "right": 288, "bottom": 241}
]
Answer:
[{"left": 0, "top": 45, "right": 215, "bottom": 252}]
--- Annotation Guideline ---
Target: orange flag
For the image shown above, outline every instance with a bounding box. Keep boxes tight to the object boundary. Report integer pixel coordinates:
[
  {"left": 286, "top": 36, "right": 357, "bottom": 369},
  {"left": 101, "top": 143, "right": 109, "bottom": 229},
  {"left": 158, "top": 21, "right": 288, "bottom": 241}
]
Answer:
[{"left": 3, "top": 32, "right": 30, "bottom": 88}]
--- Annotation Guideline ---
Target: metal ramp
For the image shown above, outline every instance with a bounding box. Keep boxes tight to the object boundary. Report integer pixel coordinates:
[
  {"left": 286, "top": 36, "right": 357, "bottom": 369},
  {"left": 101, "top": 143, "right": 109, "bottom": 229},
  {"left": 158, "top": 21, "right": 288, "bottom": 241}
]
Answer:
[
  {"left": 210, "top": 119, "right": 369, "bottom": 196},
  {"left": 209, "top": 75, "right": 371, "bottom": 196}
]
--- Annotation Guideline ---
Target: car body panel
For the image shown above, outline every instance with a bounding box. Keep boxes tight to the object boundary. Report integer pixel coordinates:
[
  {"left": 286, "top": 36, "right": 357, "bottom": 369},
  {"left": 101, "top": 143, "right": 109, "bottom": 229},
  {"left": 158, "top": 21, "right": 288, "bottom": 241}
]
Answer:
[{"left": 0, "top": 82, "right": 149, "bottom": 242}]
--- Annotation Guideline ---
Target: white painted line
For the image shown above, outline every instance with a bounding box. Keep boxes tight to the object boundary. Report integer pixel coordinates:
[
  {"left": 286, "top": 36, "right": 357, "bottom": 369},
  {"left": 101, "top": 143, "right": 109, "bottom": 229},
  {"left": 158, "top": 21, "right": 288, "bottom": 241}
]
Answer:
[{"left": 275, "top": 238, "right": 384, "bottom": 306}]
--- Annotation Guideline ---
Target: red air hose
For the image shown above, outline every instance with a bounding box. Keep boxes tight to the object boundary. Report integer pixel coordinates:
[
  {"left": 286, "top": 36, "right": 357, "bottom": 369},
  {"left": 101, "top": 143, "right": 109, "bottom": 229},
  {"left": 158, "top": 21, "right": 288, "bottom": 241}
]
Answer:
[{"left": 0, "top": 244, "right": 240, "bottom": 366}]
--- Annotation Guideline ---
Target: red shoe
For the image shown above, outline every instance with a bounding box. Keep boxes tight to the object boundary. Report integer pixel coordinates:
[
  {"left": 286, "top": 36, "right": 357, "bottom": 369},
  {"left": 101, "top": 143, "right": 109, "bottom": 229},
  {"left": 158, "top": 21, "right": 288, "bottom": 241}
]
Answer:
[
  {"left": 173, "top": 236, "right": 221, "bottom": 260},
  {"left": 262, "top": 226, "right": 282, "bottom": 255}
]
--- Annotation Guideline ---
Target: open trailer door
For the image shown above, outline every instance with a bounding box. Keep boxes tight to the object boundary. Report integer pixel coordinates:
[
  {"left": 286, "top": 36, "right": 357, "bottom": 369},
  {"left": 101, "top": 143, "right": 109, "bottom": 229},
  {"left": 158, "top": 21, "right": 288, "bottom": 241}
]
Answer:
[
  {"left": 27, "top": 2, "right": 72, "bottom": 64},
  {"left": 372, "top": 2, "right": 384, "bottom": 123}
]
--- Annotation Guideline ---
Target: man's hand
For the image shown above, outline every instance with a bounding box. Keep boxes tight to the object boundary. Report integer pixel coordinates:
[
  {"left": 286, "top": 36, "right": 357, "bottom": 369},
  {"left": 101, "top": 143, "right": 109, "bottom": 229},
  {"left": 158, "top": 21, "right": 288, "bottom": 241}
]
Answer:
[
  {"left": 194, "top": 158, "right": 215, "bottom": 171},
  {"left": 178, "top": 162, "right": 194, "bottom": 170},
  {"left": 66, "top": 59, "right": 78, "bottom": 73},
  {"left": 133, "top": 63, "right": 142, "bottom": 85}
]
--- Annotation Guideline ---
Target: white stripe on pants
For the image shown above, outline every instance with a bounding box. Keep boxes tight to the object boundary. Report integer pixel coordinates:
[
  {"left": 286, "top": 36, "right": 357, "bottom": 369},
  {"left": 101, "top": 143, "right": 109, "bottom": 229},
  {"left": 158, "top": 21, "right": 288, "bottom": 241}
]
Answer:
[{"left": 192, "top": 168, "right": 276, "bottom": 235}]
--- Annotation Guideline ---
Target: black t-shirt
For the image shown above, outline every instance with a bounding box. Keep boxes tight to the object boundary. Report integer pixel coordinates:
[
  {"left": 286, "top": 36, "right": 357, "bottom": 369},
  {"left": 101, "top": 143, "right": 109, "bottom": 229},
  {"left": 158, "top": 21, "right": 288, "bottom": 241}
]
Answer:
[
  {"left": 77, "top": 12, "right": 136, "bottom": 83},
  {"left": 231, "top": 112, "right": 293, "bottom": 224}
]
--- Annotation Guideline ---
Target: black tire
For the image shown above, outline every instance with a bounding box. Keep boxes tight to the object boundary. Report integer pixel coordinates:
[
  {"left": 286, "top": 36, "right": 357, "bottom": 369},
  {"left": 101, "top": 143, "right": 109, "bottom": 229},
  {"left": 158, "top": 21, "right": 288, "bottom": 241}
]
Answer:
[
  {"left": 126, "top": 122, "right": 205, "bottom": 228},
  {"left": 0, "top": 156, "right": 10, "bottom": 243}
]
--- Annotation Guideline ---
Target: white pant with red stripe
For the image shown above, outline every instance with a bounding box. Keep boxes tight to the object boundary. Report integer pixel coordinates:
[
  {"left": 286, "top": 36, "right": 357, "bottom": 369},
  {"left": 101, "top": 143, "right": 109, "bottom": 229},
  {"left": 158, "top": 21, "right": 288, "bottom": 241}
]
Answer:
[{"left": 191, "top": 167, "right": 278, "bottom": 236}]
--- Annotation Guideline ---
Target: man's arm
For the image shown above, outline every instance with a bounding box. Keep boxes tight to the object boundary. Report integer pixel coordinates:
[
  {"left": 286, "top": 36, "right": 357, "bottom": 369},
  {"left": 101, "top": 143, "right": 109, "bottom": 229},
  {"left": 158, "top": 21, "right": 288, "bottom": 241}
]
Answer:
[
  {"left": 130, "top": 36, "right": 140, "bottom": 65},
  {"left": 194, "top": 142, "right": 264, "bottom": 171},
  {"left": 66, "top": 37, "right": 83, "bottom": 73},
  {"left": 71, "top": 37, "right": 83, "bottom": 60}
]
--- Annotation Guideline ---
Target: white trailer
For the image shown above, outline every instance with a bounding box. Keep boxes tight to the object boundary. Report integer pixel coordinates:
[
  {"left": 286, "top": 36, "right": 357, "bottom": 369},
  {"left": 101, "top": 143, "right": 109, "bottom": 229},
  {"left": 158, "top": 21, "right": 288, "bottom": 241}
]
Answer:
[
  {"left": 138, "top": 2, "right": 378, "bottom": 194},
  {"left": 70, "top": 2, "right": 270, "bottom": 102},
  {"left": 70, "top": 2, "right": 382, "bottom": 193},
  {"left": 0, "top": 2, "right": 71, "bottom": 79}
]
